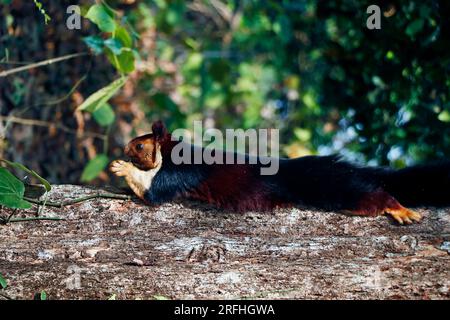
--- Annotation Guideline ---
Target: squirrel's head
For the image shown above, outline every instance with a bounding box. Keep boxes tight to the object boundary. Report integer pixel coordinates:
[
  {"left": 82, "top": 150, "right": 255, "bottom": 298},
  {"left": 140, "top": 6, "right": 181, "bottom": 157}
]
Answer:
[{"left": 125, "top": 121, "right": 168, "bottom": 170}]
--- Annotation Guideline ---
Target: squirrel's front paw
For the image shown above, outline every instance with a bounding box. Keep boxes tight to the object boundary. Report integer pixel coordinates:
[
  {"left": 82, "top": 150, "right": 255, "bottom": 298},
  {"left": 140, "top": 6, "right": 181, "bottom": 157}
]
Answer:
[{"left": 110, "top": 160, "right": 133, "bottom": 177}]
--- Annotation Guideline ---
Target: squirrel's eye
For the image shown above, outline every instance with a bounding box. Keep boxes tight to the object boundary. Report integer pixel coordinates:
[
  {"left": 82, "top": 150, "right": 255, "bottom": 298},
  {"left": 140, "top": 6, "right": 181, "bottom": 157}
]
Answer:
[{"left": 136, "top": 144, "right": 144, "bottom": 151}]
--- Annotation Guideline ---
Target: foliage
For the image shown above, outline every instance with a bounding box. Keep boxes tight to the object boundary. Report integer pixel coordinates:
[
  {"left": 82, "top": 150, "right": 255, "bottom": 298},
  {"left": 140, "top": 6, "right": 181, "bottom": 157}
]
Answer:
[
  {"left": 76, "top": 3, "right": 138, "bottom": 181},
  {"left": 33, "top": 0, "right": 51, "bottom": 25},
  {"left": 0, "top": 159, "right": 51, "bottom": 192},
  {"left": 80, "top": 154, "right": 110, "bottom": 182},
  {"left": 0, "top": 273, "right": 7, "bottom": 289},
  {"left": 77, "top": 77, "right": 127, "bottom": 113},
  {"left": 0, "top": 160, "right": 51, "bottom": 210},
  {"left": 0, "top": 167, "right": 32, "bottom": 209}
]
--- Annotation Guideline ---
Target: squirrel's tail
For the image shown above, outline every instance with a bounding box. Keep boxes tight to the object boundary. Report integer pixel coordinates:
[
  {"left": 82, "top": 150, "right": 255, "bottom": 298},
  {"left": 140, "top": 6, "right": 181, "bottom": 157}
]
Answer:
[{"left": 381, "top": 161, "right": 450, "bottom": 207}]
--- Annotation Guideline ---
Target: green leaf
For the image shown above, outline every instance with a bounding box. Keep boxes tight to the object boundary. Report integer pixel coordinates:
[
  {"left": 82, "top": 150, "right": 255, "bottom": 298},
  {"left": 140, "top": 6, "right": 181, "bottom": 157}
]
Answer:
[
  {"left": 1, "top": 159, "right": 51, "bottom": 192},
  {"left": 0, "top": 168, "right": 32, "bottom": 209},
  {"left": 105, "top": 48, "right": 135, "bottom": 74},
  {"left": 85, "top": 4, "right": 116, "bottom": 33},
  {"left": 108, "top": 294, "right": 116, "bottom": 300},
  {"left": 153, "top": 295, "right": 169, "bottom": 300},
  {"left": 0, "top": 195, "right": 32, "bottom": 209},
  {"left": 0, "top": 273, "right": 7, "bottom": 289},
  {"left": 40, "top": 290, "right": 47, "bottom": 300},
  {"left": 104, "top": 38, "right": 123, "bottom": 55},
  {"left": 81, "top": 154, "right": 109, "bottom": 182},
  {"left": 438, "top": 110, "right": 450, "bottom": 122},
  {"left": 406, "top": 19, "right": 424, "bottom": 38},
  {"left": 83, "top": 36, "right": 104, "bottom": 55},
  {"left": 115, "top": 26, "right": 132, "bottom": 48},
  {"left": 93, "top": 103, "right": 116, "bottom": 127},
  {"left": 77, "top": 77, "right": 127, "bottom": 112}
]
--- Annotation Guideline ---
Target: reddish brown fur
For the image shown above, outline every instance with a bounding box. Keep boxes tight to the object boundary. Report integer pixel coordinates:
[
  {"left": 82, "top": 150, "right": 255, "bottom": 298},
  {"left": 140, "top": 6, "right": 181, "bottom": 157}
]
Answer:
[
  {"left": 351, "top": 190, "right": 403, "bottom": 216},
  {"left": 186, "top": 164, "right": 287, "bottom": 212}
]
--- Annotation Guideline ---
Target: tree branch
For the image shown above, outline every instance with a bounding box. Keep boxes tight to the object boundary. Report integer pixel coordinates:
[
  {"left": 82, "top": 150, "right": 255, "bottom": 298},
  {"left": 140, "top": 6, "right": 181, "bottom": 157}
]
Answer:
[
  {"left": 0, "top": 52, "right": 88, "bottom": 78},
  {"left": 0, "top": 115, "right": 107, "bottom": 140},
  {"left": 24, "top": 192, "right": 133, "bottom": 208}
]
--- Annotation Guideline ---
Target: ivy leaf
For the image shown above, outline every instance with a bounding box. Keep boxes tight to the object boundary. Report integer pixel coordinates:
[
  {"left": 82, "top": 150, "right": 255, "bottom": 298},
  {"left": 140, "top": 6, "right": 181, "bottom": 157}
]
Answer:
[
  {"left": 77, "top": 77, "right": 127, "bottom": 112},
  {"left": 0, "top": 168, "right": 32, "bottom": 209},
  {"left": 0, "top": 273, "right": 7, "bottom": 289},
  {"left": 81, "top": 154, "right": 109, "bottom": 182},
  {"left": 92, "top": 103, "right": 116, "bottom": 127},
  {"left": 83, "top": 36, "right": 104, "bottom": 55},
  {"left": 1, "top": 159, "right": 51, "bottom": 192},
  {"left": 85, "top": 4, "right": 116, "bottom": 33}
]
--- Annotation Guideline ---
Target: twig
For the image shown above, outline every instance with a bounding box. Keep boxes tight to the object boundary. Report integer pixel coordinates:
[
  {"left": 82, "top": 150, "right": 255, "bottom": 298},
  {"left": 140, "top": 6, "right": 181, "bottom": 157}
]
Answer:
[
  {"left": 33, "top": 74, "right": 88, "bottom": 107},
  {"left": 7, "top": 217, "right": 65, "bottom": 223},
  {"left": 0, "top": 115, "right": 107, "bottom": 140},
  {"left": 0, "top": 52, "right": 88, "bottom": 78},
  {"left": 6, "top": 209, "right": 17, "bottom": 223},
  {"left": 24, "top": 193, "right": 133, "bottom": 208}
]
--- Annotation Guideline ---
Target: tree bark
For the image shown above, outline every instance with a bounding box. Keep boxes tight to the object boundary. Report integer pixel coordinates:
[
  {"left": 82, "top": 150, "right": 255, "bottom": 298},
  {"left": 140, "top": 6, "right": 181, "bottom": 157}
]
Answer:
[{"left": 0, "top": 185, "right": 449, "bottom": 300}]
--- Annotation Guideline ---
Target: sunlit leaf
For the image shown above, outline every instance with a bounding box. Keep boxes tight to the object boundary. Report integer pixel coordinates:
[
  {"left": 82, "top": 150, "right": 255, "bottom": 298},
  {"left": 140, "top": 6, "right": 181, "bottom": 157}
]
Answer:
[
  {"left": 438, "top": 110, "right": 450, "bottom": 123},
  {"left": 85, "top": 4, "right": 116, "bottom": 33},
  {"left": 115, "top": 26, "right": 132, "bottom": 47}
]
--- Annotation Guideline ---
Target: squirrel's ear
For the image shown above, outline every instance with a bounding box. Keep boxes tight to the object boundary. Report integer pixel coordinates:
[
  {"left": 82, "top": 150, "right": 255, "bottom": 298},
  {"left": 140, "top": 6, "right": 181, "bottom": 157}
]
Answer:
[{"left": 151, "top": 120, "right": 167, "bottom": 141}]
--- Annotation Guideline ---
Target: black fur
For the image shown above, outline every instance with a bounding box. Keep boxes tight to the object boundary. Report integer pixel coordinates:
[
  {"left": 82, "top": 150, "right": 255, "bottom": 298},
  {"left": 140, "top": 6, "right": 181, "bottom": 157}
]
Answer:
[{"left": 145, "top": 140, "right": 450, "bottom": 211}]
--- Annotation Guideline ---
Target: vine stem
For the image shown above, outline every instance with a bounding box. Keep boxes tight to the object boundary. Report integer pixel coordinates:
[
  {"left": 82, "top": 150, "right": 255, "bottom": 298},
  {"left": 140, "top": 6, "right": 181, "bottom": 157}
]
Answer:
[
  {"left": 7, "top": 217, "right": 65, "bottom": 223},
  {"left": 24, "top": 192, "right": 133, "bottom": 208},
  {"left": 0, "top": 116, "right": 106, "bottom": 140},
  {"left": 0, "top": 52, "right": 88, "bottom": 78}
]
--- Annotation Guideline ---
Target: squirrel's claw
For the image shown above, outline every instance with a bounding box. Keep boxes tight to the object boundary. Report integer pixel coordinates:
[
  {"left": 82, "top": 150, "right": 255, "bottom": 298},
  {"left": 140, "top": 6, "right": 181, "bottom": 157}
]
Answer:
[{"left": 386, "top": 208, "right": 422, "bottom": 225}]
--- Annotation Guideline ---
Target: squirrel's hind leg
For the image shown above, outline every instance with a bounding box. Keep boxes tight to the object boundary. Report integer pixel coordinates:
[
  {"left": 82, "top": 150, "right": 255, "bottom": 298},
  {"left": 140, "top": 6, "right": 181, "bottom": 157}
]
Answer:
[{"left": 348, "top": 191, "right": 422, "bottom": 225}]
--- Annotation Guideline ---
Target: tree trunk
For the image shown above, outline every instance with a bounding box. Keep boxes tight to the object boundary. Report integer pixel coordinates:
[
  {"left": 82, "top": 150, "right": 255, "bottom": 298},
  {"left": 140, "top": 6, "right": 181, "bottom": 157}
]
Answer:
[{"left": 0, "top": 185, "right": 449, "bottom": 300}]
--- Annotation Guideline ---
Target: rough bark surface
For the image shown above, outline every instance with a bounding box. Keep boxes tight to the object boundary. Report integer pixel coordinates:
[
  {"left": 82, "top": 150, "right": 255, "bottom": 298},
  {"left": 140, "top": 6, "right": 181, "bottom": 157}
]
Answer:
[{"left": 0, "top": 185, "right": 449, "bottom": 300}]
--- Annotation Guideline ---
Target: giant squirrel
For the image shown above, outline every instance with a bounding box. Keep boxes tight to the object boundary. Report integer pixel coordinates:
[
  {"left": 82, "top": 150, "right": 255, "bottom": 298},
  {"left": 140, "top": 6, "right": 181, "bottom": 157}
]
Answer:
[{"left": 110, "top": 121, "right": 450, "bottom": 224}]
